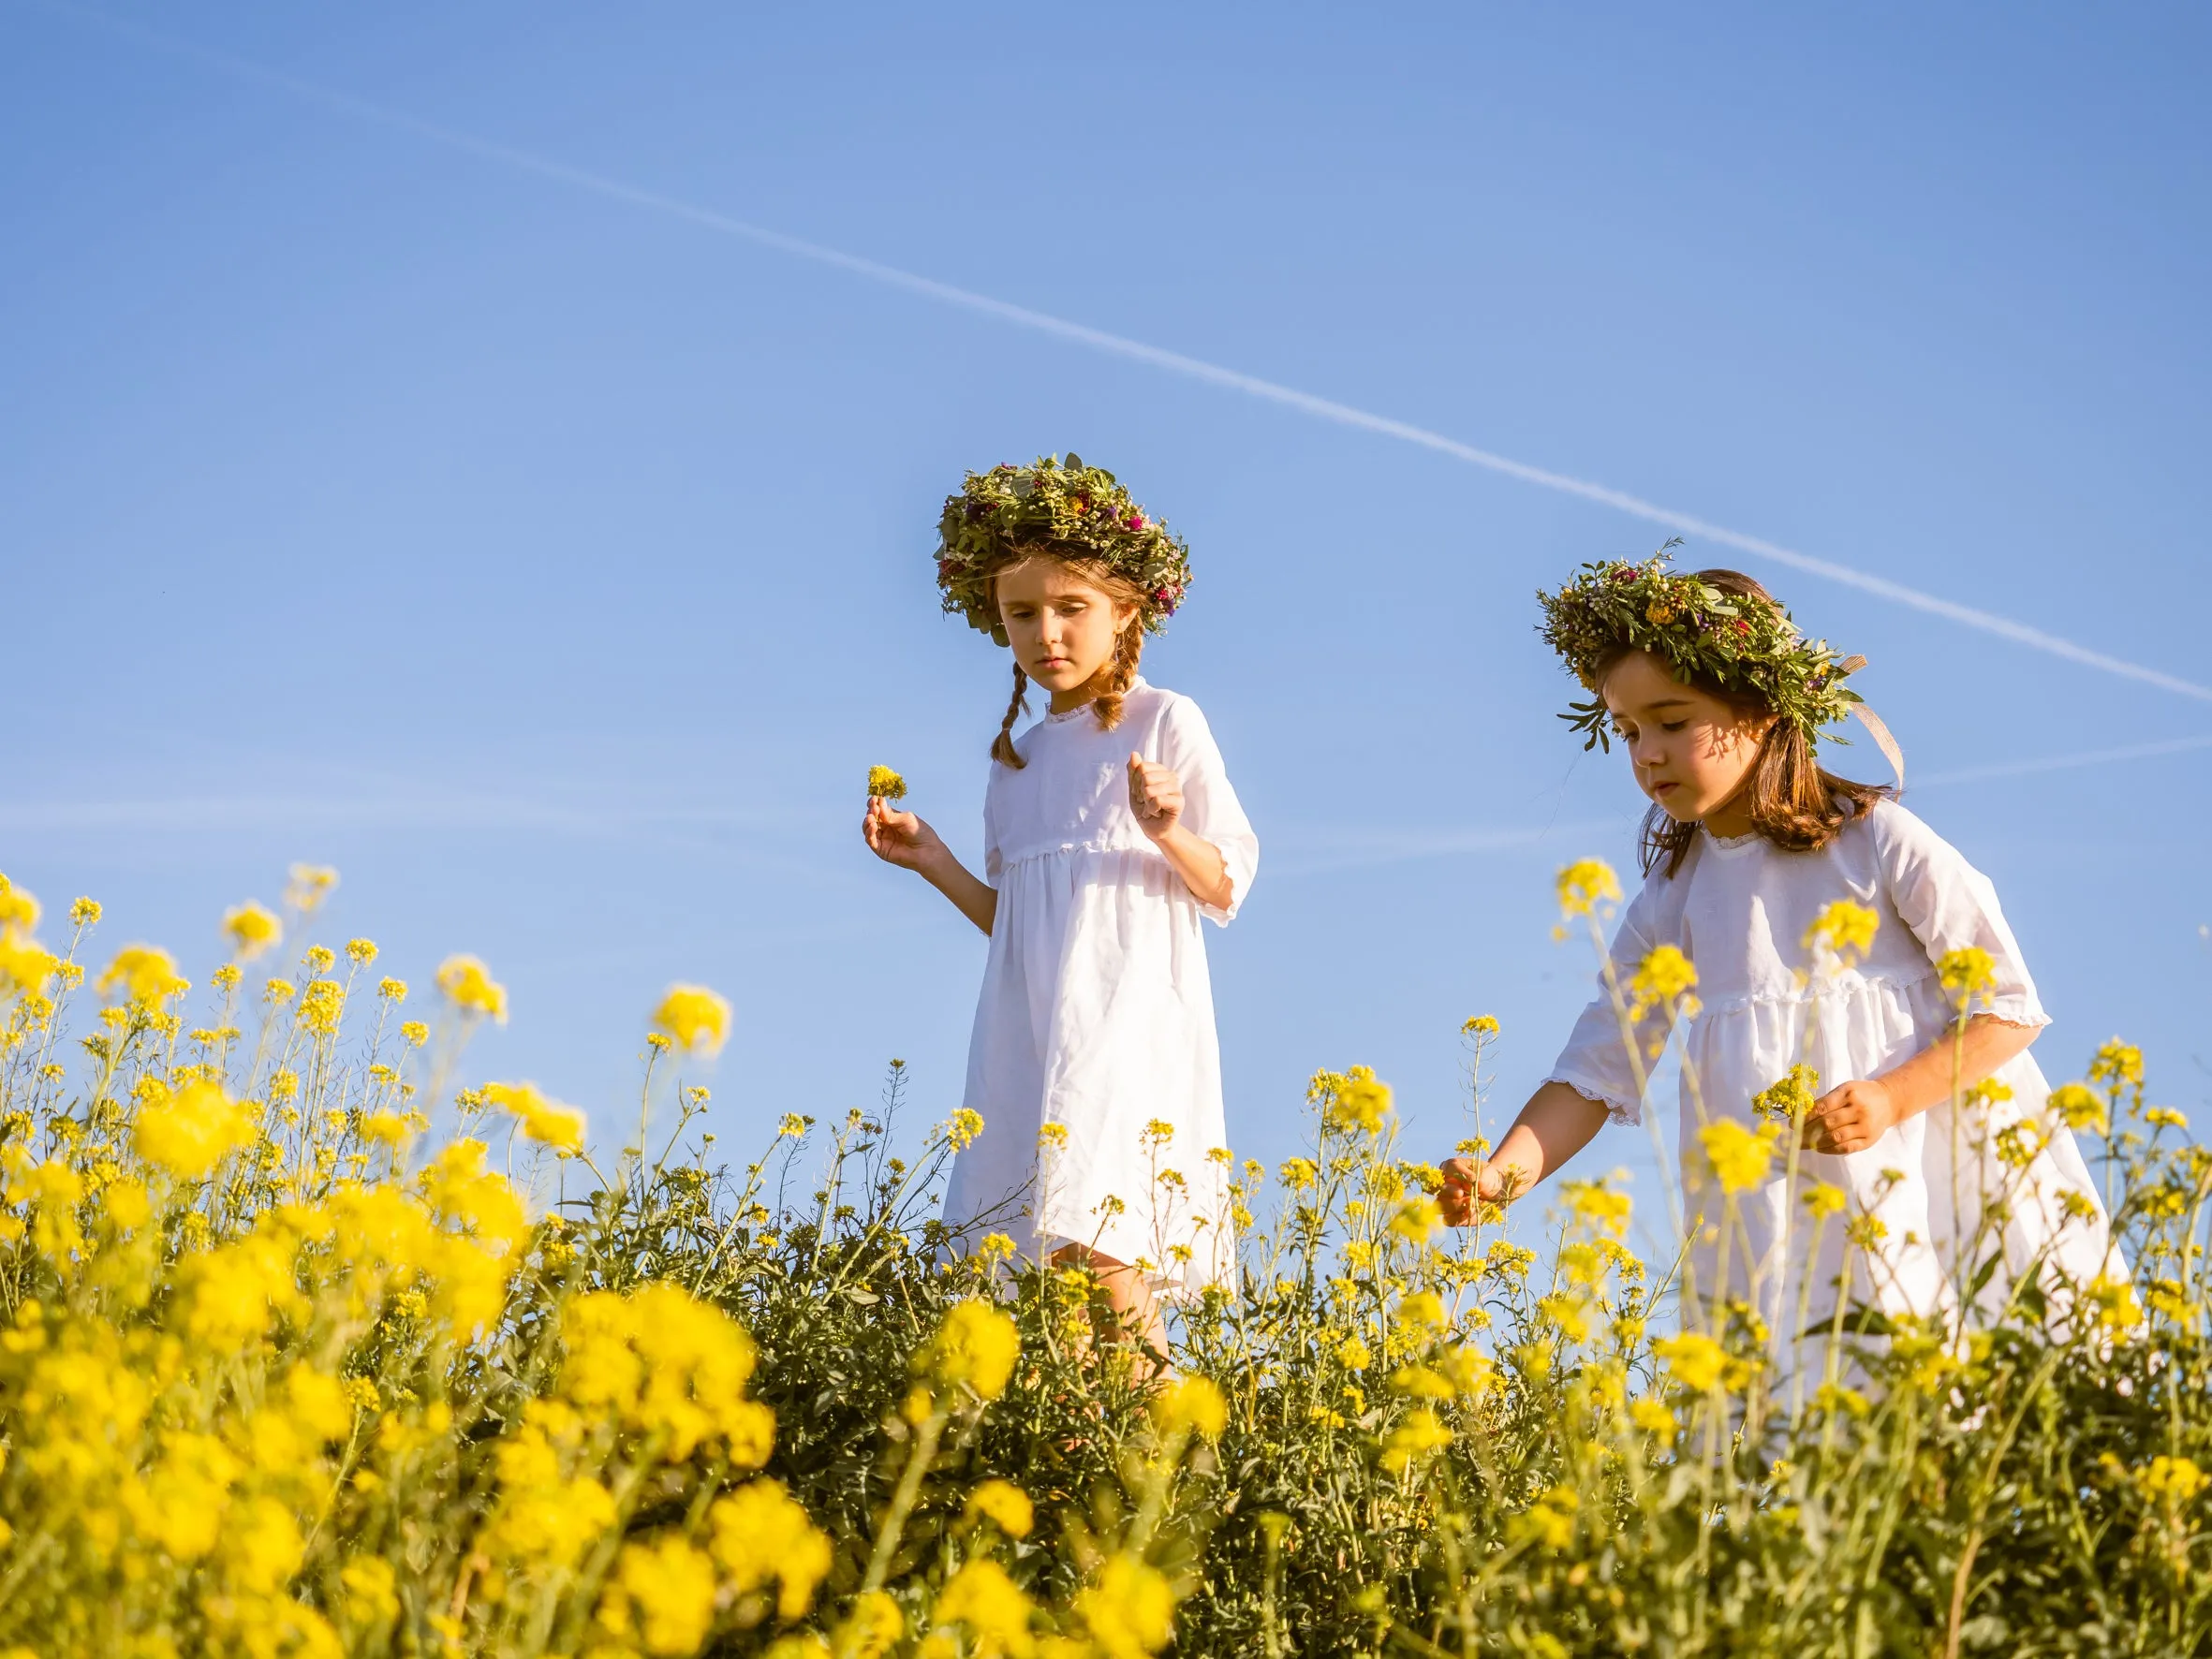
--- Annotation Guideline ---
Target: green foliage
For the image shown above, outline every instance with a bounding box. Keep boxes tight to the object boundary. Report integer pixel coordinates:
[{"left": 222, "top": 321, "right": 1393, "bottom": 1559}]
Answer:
[
  {"left": 1538, "top": 544, "right": 1865, "bottom": 750},
  {"left": 935, "top": 455, "right": 1193, "bottom": 646}
]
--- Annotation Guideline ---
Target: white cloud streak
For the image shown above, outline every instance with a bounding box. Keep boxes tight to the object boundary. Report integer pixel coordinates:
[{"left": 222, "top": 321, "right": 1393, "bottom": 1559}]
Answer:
[
  {"left": 1910, "top": 732, "right": 2212, "bottom": 788},
  {"left": 32, "top": 4, "right": 2212, "bottom": 706}
]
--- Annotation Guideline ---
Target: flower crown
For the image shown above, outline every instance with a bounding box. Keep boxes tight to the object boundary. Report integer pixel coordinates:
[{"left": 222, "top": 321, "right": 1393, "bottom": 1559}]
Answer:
[
  {"left": 1537, "top": 545, "right": 1865, "bottom": 750},
  {"left": 935, "top": 454, "right": 1192, "bottom": 647}
]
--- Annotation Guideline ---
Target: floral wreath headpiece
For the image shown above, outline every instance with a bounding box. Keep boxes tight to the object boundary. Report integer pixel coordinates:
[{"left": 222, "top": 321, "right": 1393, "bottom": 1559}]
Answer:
[
  {"left": 1537, "top": 544, "right": 1902, "bottom": 782},
  {"left": 935, "top": 454, "right": 1193, "bottom": 647}
]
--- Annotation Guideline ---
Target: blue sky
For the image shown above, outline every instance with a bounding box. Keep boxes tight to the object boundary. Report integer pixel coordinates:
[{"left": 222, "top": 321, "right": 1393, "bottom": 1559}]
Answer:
[{"left": 4, "top": 3, "right": 2207, "bottom": 1246}]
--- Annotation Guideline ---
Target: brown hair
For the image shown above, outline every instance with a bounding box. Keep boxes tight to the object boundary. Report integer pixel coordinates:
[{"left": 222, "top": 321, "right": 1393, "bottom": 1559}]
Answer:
[
  {"left": 986, "top": 545, "right": 1147, "bottom": 770},
  {"left": 1596, "top": 569, "right": 1894, "bottom": 877}
]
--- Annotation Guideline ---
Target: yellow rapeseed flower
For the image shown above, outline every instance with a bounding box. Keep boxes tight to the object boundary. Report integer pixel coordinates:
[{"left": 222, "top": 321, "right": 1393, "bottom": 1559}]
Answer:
[
  {"left": 1698, "top": 1118, "right": 1780, "bottom": 1196},
  {"left": 1075, "top": 1556, "right": 1175, "bottom": 1659},
  {"left": 297, "top": 977, "right": 346, "bottom": 1035},
  {"left": 2088, "top": 1039, "right": 2143, "bottom": 1088},
  {"left": 1802, "top": 898, "right": 1879, "bottom": 963},
  {"left": 1152, "top": 1374, "right": 1227, "bottom": 1440},
  {"left": 0, "top": 877, "right": 37, "bottom": 936},
  {"left": 98, "top": 943, "right": 186, "bottom": 1007},
  {"left": 2048, "top": 1082, "right": 2107, "bottom": 1135},
  {"left": 1752, "top": 1064, "right": 1820, "bottom": 1127},
  {"left": 1563, "top": 1178, "right": 1632, "bottom": 1237},
  {"left": 482, "top": 1080, "right": 587, "bottom": 1157},
  {"left": 922, "top": 1299, "right": 1020, "bottom": 1402},
  {"left": 1556, "top": 858, "right": 1622, "bottom": 920},
  {"left": 709, "top": 1479, "right": 833, "bottom": 1621},
  {"left": 867, "top": 765, "right": 908, "bottom": 802},
  {"left": 2134, "top": 1456, "right": 2209, "bottom": 1507},
  {"left": 596, "top": 1534, "right": 718, "bottom": 1656},
  {"left": 834, "top": 1591, "right": 906, "bottom": 1659},
  {"left": 653, "top": 983, "right": 732, "bottom": 1057},
  {"left": 1654, "top": 1331, "right": 1729, "bottom": 1393},
  {"left": 436, "top": 954, "right": 509, "bottom": 1022},
  {"left": 1379, "top": 1406, "right": 1453, "bottom": 1475},
  {"left": 963, "top": 1478, "right": 1035, "bottom": 1538},
  {"left": 222, "top": 901, "right": 282, "bottom": 962},
  {"left": 285, "top": 863, "right": 340, "bottom": 914},
  {"left": 1629, "top": 944, "right": 1698, "bottom": 1012},
  {"left": 1321, "top": 1069, "right": 1393, "bottom": 1136},
  {"left": 1937, "top": 947, "right": 1996, "bottom": 1005},
  {"left": 136, "top": 1080, "right": 254, "bottom": 1182},
  {"left": 1801, "top": 1181, "right": 1847, "bottom": 1219},
  {"left": 932, "top": 1557, "right": 1036, "bottom": 1659}
]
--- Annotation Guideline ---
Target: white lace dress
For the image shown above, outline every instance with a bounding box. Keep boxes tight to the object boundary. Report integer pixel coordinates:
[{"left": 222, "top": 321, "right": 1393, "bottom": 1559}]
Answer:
[
  {"left": 1547, "top": 800, "right": 2116, "bottom": 1350},
  {"left": 942, "top": 680, "right": 1258, "bottom": 1297}
]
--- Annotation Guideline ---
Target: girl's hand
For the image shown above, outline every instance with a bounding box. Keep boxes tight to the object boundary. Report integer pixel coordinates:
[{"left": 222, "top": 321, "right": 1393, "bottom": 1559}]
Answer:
[
  {"left": 1438, "top": 1156, "right": 1526, "bottom": 1224},
  {"left": 1803, "top": 1077, "right": 1900, "bottom": 1154},
  {"left": 863, "top": 796, "right": 949, "bottom": 873},
  {"left": 1127, "top": 752, "right": 1185, "bottom": 841}
]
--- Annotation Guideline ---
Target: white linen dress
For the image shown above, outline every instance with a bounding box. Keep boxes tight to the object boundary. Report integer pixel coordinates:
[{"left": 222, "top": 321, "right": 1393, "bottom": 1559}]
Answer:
[
  {"left": 1547, "top": 800, "right": 2116, "bottom": 1355},
  {"left": 942, "top": 680, "right": 1259, "bottom": 1298}
]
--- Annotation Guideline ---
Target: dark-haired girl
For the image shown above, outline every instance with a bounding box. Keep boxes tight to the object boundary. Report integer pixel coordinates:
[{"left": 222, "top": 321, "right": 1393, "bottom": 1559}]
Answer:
[{"left": 1442, "top": 561, "right": 2116, "bottom": 1353}]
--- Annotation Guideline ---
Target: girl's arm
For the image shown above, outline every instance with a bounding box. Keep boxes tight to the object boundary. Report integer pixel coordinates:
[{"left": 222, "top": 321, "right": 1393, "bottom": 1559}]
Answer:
[
  {"left": 1438, "top": 1080, "right": 1613, "bottom": 1222},
  {"left": 1127, "top": 754, "right": 1235, "bottom": 911},
  {"left": 862, "top": 799, "right": 997, "bottom": 936},
  {"left": 1802, "top": 1014, "right": 2038, "bottom": 1154}
]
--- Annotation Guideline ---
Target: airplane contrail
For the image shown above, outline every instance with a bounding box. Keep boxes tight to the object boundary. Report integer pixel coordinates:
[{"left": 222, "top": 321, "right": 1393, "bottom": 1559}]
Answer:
[{"left": 30, "top": 3, "right": 2212, "bottom": 707}]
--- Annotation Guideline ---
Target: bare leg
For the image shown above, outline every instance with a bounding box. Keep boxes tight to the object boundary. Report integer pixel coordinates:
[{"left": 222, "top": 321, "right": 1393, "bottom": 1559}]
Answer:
[{"left": 1050, "top": 1243, "right": 1170, "bottom": 1369}]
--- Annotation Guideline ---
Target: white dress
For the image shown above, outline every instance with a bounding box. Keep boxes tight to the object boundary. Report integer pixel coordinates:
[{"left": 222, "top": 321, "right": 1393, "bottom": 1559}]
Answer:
[
  {"left": 943, "top": 680, "right": 1259, "bottom": 1297},
  {"left": 1547, "top": 800, "right": 2116, "bottom": 1354}
]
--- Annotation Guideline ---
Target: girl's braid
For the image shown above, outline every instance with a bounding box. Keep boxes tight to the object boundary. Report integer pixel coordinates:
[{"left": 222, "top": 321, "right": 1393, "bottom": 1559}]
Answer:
[
  {"left": 990, "top": 665, "right": 1032, "bottom": 769},
  {"left": 1088, "top": 621, "right": 1144, "bottom": 734}
]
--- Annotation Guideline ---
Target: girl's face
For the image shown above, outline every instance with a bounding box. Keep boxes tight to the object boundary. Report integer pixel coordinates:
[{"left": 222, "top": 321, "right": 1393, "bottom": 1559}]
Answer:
[
  {"left": 995, "top": 557, "right": 1137, "bottom": 698},
  {"left": 1600, "top": 650, "right": 1775, "bottom": 829}
]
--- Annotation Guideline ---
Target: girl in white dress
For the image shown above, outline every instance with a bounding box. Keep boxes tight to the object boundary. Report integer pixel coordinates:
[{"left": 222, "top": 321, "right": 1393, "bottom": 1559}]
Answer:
[
  {"left": 1441, "top": 559, "right": 2115, "bottom": 1366},
  {"left": 863, "top": 456, "right": 1258, "bottom": 1356}
]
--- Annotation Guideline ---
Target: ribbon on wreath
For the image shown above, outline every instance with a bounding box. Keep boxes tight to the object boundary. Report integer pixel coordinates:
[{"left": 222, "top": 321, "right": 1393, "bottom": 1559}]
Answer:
[{"left": 1834, "top": 655, "right": 1905, "bottom": 790}]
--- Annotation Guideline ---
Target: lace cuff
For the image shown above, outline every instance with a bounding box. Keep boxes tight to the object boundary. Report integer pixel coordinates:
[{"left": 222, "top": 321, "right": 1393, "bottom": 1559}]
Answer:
[
  {"left": 1972, "top": 996, "right": 2050, "bottom": 1032},
  {"left": 1547, "top": 1073, "right": 1641, "bottom": 1128}
]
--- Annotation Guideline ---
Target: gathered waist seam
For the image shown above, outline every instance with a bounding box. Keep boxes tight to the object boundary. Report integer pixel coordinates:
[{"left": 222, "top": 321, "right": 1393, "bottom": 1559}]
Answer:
[
  {"left": 996, "top": 840, "right": 1164, "bottom": 871},
  {"left": 1695, "top": 968, "right": 1937, "bottom": 1015}
]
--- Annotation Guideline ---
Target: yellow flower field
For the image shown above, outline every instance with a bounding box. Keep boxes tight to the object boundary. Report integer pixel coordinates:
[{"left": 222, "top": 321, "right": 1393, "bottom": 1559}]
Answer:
[{"left": 0, "top": 865, "right": 2205, "bottom": 1657}]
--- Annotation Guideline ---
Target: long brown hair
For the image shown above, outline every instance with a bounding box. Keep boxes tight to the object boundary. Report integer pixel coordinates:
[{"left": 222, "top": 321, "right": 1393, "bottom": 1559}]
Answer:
[
  {"left": 1598, "top": 569, "right": 1894, "bottom": 877},
  {"left": 986, "top": 544, "right": 1147, "bottom": 770}
]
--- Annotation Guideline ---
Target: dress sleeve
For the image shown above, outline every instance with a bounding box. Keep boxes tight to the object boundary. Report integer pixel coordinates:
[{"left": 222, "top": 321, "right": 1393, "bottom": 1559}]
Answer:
[
  {"left": 1873, "top": 802, "right": 2047, "bottom": 1028},
  {"left": 1543, "top": 874, "right": 1675, "bottom": 1126},
  {"left": 1158, "top": 697, "right": 1259, "bottom": 925}
]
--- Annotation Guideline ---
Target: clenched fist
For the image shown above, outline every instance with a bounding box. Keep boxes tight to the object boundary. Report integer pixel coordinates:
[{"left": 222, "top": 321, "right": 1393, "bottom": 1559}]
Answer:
[{"left": 1127, "top": 752, "right": 1185, "bottom": 842}]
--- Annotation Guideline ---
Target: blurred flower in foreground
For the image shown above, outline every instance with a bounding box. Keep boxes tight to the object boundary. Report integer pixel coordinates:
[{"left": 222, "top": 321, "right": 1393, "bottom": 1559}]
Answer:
[
  {"left": 1698, "top": 1119, "right": 1780, "bottom": 1195},
  {"left": 100, "top": 944, "right": 187, "bottom": 1007},
  {"left": 963, "top": 1478, "right": 1035, "bottom": 1538},
  {"left": 482, "top": 1081, "right": 586, "bottom": 1157},
  {"left": 136, "top": 1079, "right": 252, "bottom": 1181},
  {"left": 1803, "top": 899, "right": 1879, "bottom": 964},
  {"left": 222, "top": 901, "right": 282, "bottom": 962},
  {"left": 922, "top": 1299, "right": 1020, "bottom": 1403},
  {"left": 1556, "top": 858, "right": 1622, "bottom": 920},
  {"left": 285, "top": 863, "right": 339, "bottom": 914},
  {"left": 436, "top": 954, "right": 509, "bottom": 1023},
  {"left": 653, "top": 983, "right": 731, "bottom": 1057},
  {"left": 1153, "top": 1374, "right": 1226, "bottom": 1440}
]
